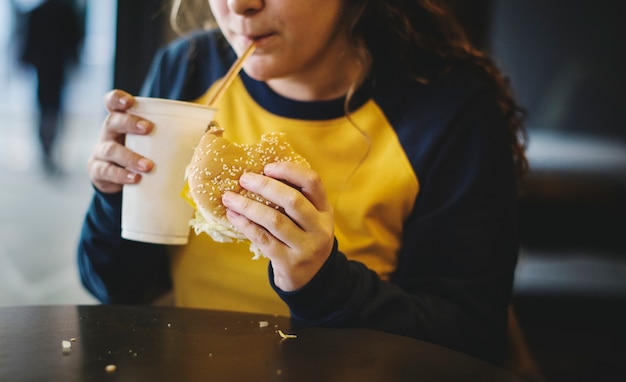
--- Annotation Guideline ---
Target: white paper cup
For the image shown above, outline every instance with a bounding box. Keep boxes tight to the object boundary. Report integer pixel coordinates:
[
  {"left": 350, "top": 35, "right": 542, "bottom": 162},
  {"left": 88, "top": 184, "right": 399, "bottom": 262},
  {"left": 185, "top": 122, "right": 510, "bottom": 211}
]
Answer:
[{"left": 121, "top": 97, "right": 216, "bottom": 245}]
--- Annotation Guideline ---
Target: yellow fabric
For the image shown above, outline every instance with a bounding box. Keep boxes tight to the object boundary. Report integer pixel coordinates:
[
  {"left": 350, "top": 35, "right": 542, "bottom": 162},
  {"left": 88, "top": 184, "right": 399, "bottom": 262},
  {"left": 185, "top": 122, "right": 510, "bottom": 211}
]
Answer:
[{"left": 168, "top": 77, "right": 419, "bottom": 315}]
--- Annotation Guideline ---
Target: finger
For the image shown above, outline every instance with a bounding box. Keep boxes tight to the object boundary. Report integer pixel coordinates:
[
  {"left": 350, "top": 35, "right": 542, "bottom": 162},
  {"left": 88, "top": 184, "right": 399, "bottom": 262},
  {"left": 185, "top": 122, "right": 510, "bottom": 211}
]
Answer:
[
  {"left": 238, "top": 171, "right": 318, "bottom": 231},
  {"left": 92, "top": 140, "right": 153, "bottom": 174},
  {"left": 102, "top": 90, "right": 154, "bottom": 139},
  {"left": 101, "top": 110, "right": 153, "bottom": 141},
  {"left": 103, "top": 89, "right": 134, "bottom": 112},
  {"left": 263, "top": 162, "right": 331, "bottom": 213},
  {"left": 225, "top": 207, "right": 284, "bottom": 252},
  {"left": 88, "top": 158, "right": 143, "bottom": 194},
  {"left": 222, "top": 190, "right": 298, "bottom": 247}
]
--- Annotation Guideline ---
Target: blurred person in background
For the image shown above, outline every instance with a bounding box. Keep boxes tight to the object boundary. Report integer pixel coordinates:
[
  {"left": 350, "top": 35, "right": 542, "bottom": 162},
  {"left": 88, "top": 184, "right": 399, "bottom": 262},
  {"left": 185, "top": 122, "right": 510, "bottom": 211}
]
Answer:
[{"left": 19, "top": 0, "right": 83, "bottom": 175}]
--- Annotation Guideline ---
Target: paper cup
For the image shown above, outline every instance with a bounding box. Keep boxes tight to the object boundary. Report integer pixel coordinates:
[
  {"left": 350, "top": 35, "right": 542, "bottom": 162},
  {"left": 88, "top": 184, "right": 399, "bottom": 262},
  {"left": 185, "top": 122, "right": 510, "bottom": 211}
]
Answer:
[{"left": 121, "top": 97, "right": 216, "bottom": 245}]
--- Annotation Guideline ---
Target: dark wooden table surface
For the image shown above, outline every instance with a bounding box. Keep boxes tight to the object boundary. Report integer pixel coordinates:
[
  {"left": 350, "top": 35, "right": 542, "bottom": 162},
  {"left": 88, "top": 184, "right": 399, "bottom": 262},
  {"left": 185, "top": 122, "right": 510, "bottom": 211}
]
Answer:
[{"left": 0, "top": 305, "right": 524, "bottom": 381}]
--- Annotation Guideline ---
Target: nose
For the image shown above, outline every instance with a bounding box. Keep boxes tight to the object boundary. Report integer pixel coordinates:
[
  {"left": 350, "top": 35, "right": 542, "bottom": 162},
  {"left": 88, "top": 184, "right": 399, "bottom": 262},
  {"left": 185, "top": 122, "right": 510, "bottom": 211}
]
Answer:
[{"left": 226, "top": 0, "right": 263, "bottom": 16}]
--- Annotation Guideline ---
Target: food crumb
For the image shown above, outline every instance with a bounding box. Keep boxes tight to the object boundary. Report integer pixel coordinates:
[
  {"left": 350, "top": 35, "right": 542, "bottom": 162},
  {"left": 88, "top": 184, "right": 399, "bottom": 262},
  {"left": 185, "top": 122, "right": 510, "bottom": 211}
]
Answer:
[
  {"left": 62, "top": 340, "right": 71, "bottom": 355},
  {"left": 105, "top": 364, "right": 117, "bottom": 373},
  {"left": 276, "top": 329, "right": 297, "bottom": 339},
  {"left": 70, "top": 338, "right": 77, "bottom": 342},
  {"left": 258, "top": 321, "right": 269, "bottom": 328}
]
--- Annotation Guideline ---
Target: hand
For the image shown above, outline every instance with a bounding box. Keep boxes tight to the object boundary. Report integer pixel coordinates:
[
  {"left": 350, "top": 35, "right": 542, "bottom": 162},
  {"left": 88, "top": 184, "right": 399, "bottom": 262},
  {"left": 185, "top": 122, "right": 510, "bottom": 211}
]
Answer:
[
  {"left": 222, "top": 162, "right": 335, "bottom": 292},
  {"left": 88, "top": 90, "right": 155, "bottom": 193}
]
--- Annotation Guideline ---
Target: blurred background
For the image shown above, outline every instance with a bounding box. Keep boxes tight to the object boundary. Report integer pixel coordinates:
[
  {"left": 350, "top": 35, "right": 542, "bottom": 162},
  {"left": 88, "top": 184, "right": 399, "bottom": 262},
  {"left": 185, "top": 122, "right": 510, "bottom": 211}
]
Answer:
[{"left": 0, "top": 1, "right": 624, "bottom": 381}]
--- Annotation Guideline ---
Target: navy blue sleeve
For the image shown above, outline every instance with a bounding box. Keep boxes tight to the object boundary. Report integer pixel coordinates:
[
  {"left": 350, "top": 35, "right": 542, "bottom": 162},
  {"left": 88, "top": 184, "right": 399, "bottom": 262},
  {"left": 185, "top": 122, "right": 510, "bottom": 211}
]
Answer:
[
  {"left": 77, "top": 190, "right": 171, "bottom": 304},
  {"left": 271, "top": 82, "right": 518, "bottom": 365}
]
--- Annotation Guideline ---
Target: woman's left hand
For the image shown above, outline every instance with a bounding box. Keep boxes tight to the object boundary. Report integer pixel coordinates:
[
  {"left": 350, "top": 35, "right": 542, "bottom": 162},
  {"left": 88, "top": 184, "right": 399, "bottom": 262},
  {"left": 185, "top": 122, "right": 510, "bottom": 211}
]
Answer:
[{"left": 222, "top": 161, "right": 335, "bottom": 292}]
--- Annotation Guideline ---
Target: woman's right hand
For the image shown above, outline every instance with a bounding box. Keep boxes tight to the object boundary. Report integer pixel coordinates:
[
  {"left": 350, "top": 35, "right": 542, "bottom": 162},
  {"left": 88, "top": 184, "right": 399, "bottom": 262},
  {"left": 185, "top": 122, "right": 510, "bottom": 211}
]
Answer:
[{"left": 88, "top": 89, "right": 155, "bottom": 194}]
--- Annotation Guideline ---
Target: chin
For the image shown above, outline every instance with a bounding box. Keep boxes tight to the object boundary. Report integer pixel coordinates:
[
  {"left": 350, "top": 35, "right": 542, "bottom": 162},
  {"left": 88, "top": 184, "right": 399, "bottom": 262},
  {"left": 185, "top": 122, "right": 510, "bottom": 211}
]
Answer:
[
  {"left": 242, "top": 60, "right": 284, "bottom": 83},
  {"left": 242, "top": 68, "right": 270, "bottom": 82}
]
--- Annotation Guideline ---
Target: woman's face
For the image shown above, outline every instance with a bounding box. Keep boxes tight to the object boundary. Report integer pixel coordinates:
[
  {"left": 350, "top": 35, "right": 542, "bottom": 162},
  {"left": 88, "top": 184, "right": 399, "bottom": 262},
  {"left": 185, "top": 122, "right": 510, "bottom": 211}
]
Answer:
[{"left": 208, "top": 0, "right": 354, "bottom": 95}]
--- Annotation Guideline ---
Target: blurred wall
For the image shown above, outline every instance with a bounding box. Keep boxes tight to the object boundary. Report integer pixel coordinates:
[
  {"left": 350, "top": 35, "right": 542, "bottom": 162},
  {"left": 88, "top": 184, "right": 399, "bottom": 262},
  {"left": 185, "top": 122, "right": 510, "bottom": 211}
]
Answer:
[{"left": 490, "top": 0, "right": 626, "bottom": 140}]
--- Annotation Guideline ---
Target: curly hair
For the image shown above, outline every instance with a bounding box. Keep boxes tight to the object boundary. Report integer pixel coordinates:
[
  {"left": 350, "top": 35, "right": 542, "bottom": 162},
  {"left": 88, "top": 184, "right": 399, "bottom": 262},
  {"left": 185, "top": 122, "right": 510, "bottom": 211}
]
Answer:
[{"left": 343, "top": 0, "right": 528, "bottom": 178}]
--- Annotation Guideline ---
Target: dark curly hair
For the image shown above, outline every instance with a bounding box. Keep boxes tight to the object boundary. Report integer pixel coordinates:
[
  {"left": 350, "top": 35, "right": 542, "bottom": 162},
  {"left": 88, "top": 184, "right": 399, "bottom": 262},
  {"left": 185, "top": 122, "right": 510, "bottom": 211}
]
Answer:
[{"left": 342, "top": 0, "right": 528, "bottom": 178}]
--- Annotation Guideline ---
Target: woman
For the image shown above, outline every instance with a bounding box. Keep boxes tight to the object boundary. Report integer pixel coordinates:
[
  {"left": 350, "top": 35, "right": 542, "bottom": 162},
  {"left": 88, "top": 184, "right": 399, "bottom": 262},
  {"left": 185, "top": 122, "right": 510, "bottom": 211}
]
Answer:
[{"left": 79, "top": 0, "right": 528, "bottom": 366}]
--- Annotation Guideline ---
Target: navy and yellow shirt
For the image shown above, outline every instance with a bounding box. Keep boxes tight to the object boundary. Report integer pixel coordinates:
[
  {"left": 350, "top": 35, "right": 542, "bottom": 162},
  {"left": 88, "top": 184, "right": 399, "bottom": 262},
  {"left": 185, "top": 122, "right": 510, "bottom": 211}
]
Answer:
[{"left": 79, "top": 29, "right": 519, "bottom": 364}]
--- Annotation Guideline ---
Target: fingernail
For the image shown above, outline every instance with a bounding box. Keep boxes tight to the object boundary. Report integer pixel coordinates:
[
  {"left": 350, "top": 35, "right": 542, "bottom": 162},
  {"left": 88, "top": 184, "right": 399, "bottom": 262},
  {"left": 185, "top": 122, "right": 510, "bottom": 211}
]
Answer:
[
  {"left": 119, "top": 96, "right": 129, "bottom": 107},
  {"left": 222, "top": 191, "right": 233, "bottom": 205},
  {"left": 239, "top": 172, "right": 253, "bottom": 186},
  {"left": 264, "top": 163, "right": 276, "bottom": 173},
  {"left": 127, "top": 172, "right": 139, "bottom": 181},
  {"left": 136, "top": 120, "right": 151, "bottom": 133},
  {"left": 137, "top": 158, "right": 152, "bottom": 171}
]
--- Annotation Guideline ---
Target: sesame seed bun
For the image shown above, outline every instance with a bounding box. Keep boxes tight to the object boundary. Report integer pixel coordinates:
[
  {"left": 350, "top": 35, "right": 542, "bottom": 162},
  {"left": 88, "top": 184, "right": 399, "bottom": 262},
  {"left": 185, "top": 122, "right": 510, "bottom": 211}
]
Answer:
[{"left": 185, "top": 131, "right": 309, "bottom": 255}]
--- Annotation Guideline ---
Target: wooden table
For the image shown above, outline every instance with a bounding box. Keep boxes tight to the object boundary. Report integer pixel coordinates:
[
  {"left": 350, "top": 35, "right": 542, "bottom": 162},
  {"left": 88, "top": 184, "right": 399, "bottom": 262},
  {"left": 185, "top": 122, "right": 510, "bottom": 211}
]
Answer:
[{"left": 0, "top": 305, "right": 524, "bottom": 381}]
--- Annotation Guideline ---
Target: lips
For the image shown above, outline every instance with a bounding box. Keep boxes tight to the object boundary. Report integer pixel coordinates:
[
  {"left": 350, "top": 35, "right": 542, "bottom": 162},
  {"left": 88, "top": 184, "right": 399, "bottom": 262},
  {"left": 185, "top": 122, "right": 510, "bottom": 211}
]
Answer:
[
  {"left": 246, "top": 32, "right": 275, "bottom": 46},
  {"left": 234, "top": 26, "right": 275, "bottom": 44}
]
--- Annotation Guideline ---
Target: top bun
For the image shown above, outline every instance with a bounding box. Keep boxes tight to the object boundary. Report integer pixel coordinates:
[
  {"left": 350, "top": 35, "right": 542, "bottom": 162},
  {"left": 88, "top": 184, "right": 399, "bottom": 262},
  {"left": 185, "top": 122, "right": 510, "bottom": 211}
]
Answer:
[{"left": 185, "top": 131, "right": 309, "bottom": 256}]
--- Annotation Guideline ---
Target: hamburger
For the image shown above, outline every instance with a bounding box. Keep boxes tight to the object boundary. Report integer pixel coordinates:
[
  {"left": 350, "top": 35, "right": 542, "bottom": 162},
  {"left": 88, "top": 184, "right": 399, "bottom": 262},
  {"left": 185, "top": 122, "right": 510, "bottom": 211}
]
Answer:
[{"left": 184, "top": 129, "right": 309, "bottom": 258}]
